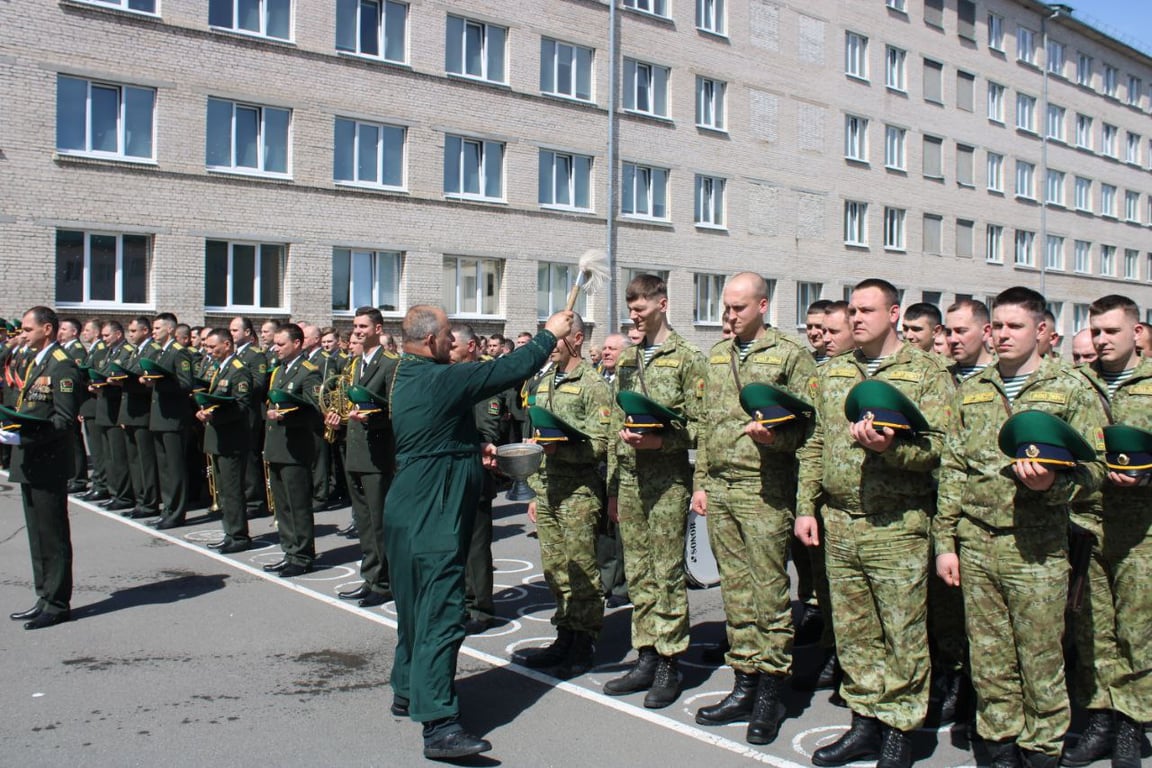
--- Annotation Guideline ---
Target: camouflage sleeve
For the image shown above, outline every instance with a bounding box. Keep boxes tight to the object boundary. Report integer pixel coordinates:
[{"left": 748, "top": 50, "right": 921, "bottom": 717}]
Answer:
[
  {"left": 1033, "top": 378, "right": 1108, "bottom": 507},
  {"left": 606, "top": 378, "right": 622, "bottom": 498},
  {"left": 681, "top": 347, "right": 707, "bottom": 448},
  {"left": 932, "top": 389, "right": 968, "bottom": 557},
  {"left": 795, "top": 371, "right": 825, "bottom": 519},
  {"left": 585, "top": 378, "right": 613, "bottom": 465},
  {"left": 879, "top": 365, "right": 953, "bottom": 473}
]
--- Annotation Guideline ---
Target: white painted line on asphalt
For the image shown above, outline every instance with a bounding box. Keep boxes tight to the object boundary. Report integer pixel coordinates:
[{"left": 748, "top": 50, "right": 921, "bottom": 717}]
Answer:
[{"left": 60, "top": 491, "right": 809, "bottom": 768}]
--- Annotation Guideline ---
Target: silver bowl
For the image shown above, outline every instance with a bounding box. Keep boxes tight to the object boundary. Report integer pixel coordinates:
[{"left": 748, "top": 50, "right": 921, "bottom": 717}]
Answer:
[{"left": 496, "top": 443, "right": 544, "bottom": 501}]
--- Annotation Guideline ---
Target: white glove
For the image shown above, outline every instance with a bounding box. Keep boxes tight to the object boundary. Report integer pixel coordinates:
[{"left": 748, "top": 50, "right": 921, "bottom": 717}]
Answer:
[{"left": 0, "top": 430, "right": 22, "bottom": 445}]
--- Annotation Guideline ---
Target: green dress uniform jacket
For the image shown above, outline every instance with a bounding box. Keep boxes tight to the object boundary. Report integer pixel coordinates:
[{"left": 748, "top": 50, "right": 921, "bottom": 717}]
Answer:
[
  {"left": 149, "top": 340, "right": 193, "bottom": 431},
  {"left": 265, "top": 355, "right": 321, "bottom": 567},
  {"left": 236, "top": 341, "right": 270, "bottom": 516},
  {"left": 203, "top": 356, "right": 253, "bottom": 457}
]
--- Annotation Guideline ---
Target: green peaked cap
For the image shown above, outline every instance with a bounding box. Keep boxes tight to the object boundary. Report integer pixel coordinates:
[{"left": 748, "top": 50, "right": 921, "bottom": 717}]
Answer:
[
  {"left": 739, "top": 383, "right": 813, "bottom": 427},
  {"left": 528, "top": 405, "right": 590, "bottom": 442},
  {"left": 139, "top": 357, "right": 175, "bottom": 377},
  {"left": 997, "top": 410, "right": 1096, "bottom": 467},
  {"left": 193, "top": 392, "right": 236, "bottom": 407},
  {"left": 0, "top": 404, "right": 50, "bottom": 423},
  {"left": 616, "top": 390, "right": 683, "bottom": 433},
  {"left": 1103, "top": 424, "right": 1152, "bottom": 475},
  {"left": 843, "top": 379, "right": 929, "bottom": 433},
  {"left": 346, "top": 384, "right": 387, "bottom": 409},
  {"left": 267, "top": 389, "right": 309, "bottom": 407}
]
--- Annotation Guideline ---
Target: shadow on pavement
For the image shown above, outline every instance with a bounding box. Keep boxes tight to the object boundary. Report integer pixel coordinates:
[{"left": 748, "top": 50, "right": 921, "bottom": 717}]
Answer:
[{"left": 75, "top": 572, "right": 230, "bottom": 619}]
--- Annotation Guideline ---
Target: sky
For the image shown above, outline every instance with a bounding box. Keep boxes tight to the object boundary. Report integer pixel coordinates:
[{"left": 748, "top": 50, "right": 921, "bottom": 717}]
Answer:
[{"left": 1064, "top": 1, "right": 1152, "bottom": 57}]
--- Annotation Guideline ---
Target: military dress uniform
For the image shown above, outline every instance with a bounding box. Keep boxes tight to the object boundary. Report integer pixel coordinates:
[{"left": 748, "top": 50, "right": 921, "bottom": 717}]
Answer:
[
  {"left": 796, "top": 344, "right": 954, "bottom": 735},
  {"left": 148, "top": 340, "right": 194, "bottom": 526},
  {"left": 79, "top": 338, "right": 108, "bottom": 498},
  {"left": 6, "top": 343, "right": 81, "bottom": 621},
  {"left": 118, "top": 339, "right": 162, "bottom": 517},
  {"left": 61, "top": 336, "right": 89, "bottom": 491},
  {"left": 308, "top": 346, "right": 343, "bottom": 509},
  {"left": 236, "top": 341, "right": 270, "bottom": 518},
  {"left": 91, "top": 339, "right": 133, "bottom": 509},
  {"left": 934, "top": 356, "right": 1107, "bottom": 760},
  {"left": 202, "top": 355, "right": 253, "bottom": 548}
]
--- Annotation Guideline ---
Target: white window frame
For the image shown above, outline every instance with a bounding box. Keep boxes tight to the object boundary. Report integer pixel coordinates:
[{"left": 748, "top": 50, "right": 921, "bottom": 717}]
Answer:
[
  {"left": 696, "top": 76, "right": 726, "bottom": 131},
  {"left": 1074, "top": 240, "right": 1091, "bottom": 273},
  {"left": 1124, "top": 248, "right": 1139, "bottom": 280},
  {"left": 693, "top": 273, "right": 726, "bottom": 324},
  {"left": 885, "top": 46, "right": 907, "bottom": 92},
  {"left": 987, "top": 82, "right": 1005, "bottom": 123},
  {"left": 796, "top": 282, "right": 823, "bottom": 328},
  {"left": 331, "top": 248, "right": 402, "bottom": 315},
  {"left": 986, "top": 224, "right": 1004, "bottom": 263},
  {"left": 884, "top": 125, "right": 906, "bottom": 170},
  {"left": 443, "top": 255, "right": 503, "bottom": 318},
  {"left": 1101, "top": 184, "right": 1117, "bottom": 218},
  {"left": 1074, "top": 177, "right": 1092, "bottom": 212},
  {"left": 1104, "top": 64, "right": 1118, "bottom": 97},
  {"left": 696, "top": 0, "right": 726, "bottom": 36},
  {"left": 1046, "top": 104, "right": 1065, "bottom": 141},
  {"left": 333, "top": 117, "right": 406, "bottom": 190},
  {"left": 205, "top": 97, "right": 291, "bottom": 177},
  {"left": 1047, "top": 40, "right": 1065, "bottom": 76},
  {"left": 1016, "top": 92, "right": 1036, "bottom": 132},
  {"left": 77, "top": 0, "right": 158, "bottom": 14},
  {"left": 1045, "top": 235, "right": 1064, "bottom": 271},
  {"left": 538, "top": 149, "right": 593, "bottom": 212},
  {"left": 1127, "top": 75, "right": 1142, "bottom": 108},
  {"left": 537, "top": 261, "right": 588, "bottom": 319},
  {"left": 443, "top": 134, "right": 504, "bottom": 202},
  {"left": 623, "top": 58, "right": 670, "bottom": 118},
  {"left": 1046, "top": 170, "right": 1065, "bottom": 206},
  {"left": 843, "top": 200, "right": 868, "bottom": 246},
  {"left": 883, "top": 207, "right": 906, "bottom": 251},
  {"left": 56, "top": 75, "right": 156, "bottom": 162},
  {"left": 621, "top": 162, "right": 669, "bottom": 221},
  {"left": 204, "top": 240, "right": 286, "bottom": 311},
  {"left": 1125, "top": 190, "right": 1140, "bottom": 223},
  {"left": 886, "top": 0, "right": 907, "bottom": 12},
  {"left": 1102, "top": 123, "right": 1118, "bottom": 158},
  {"left": 208, "top": 0, "right": 293, "bottom": 41},
  {"left": 988, "top": 13, "right": 1004, "bottom": 52},
  {"left": 335, "top": 0, "right": 408, "bottom": 63},
  {"left": 1075, "top": 113, "right": 1093, "bottom": 149},
  {"left": 694, "top": 175, "right": 726, "bottom": 229},
  {"left": 986, "top": 151, "right": 1004, "bottom": 192},
  {"left": 1016, "top": 26, "right": 1036, "bottom": 65},
  {"left": 1014, "top": 160, "right": 1035, "bottom": 200},
  {"left": 1014, "top": 230, "right": 1035, "bottom": 267},
  {"left": 624, "top": 0, "right": 669, "bottom": 18},
  {"left": 540, "top": 38, "right": 594, "bottom": 102},
  {"left": 55, "top": 229, "right": 152, "bottom": 308},
  {"left": 1077, "top": 53, "right": 1092, "bottom": 87},
  {"left": 844, "top": 114, "right": 868, "bottom": 162},
  {"left": 445, "top": 15, "right": 507, "bottom": 84},
  {"left": 845, "top": 32, "right": 869, "bottom": 81},
  {"left": 1126, "top": 132, "right": 1141, "bottom": 165},
  {"left": 1100, "top": 245, "right": 1116, "bottom": 277}
]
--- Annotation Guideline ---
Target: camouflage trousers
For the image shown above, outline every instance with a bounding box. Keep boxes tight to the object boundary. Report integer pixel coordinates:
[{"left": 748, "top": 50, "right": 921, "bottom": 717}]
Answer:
[
  {"left": 1099, "top": 504, "right": 1152, "bottom": 722},
  {"left": 824, "top": 505, "right": 930, "bottom": 732},
  {"left": 616, "top": 467, "right": 691, "bottom": 657},
  {"left": 703, "top": 477, "right": 792, "bottom": 676},
  {"left": 958, "top": 518, "right": 1069, "bottom": 757},
  {"left": 1068, "top": 510, "right": 1122, "bottom": 712},
  {"left": 808, "top": 507, "right": 835, "bottom": 650},
  {"left": 535, "top": 476, "right": 605, "bottom": 635}
]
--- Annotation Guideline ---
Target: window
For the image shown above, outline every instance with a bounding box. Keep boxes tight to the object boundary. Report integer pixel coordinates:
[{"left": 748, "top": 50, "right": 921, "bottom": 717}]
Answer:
[
  {"left": 696, "top": 77, "right": 726, "bottom": 130},
  {"left": 1046, "top": 170, "right": 1065, "bottom": 206},
  {"left": 56, "top": 75, "right": 155, "bottom": 161},
  {"left": 844, "top": 114, "right": 868, "bottom": 162},
  {"left": 1014, "top": 160, "right": 1035, "bottom": 199},
  {"left": 1074, "top": 177, "right": 1092, "bottom": 211},
  {"left": 986, "top": 224, "right": 1004, "bottom": 263},
  {"left": 886, "top": 0, "right": 906, "bottom": 11},
  {"left": 1074, "top": 240, "right": 1091, "bottom": 273},
  {"left": 693, "top": 273, "right": 726, "bottom": 324},
  {"left": 923, "top": 135, "right": 943, "bottom": 179},
  {"left": 1127, "top": 75, "right": 1142, "bottom": 107},
  {"left": 55, "top": 230, "right": 150, "bottom": 306},
  {"left": 332, "top": 248, "right": 400, "bottom": 313},
  {"left": 333, "top": 117, "right": 405, "bottom": 189},
  {"left": 923, "top": 214, "right": 943, "bottom": 255},
  {"left": 956, "top": 219, "right": 974, "bottom": 258},
  {"left": 924, "top": 0, "right": 943, "bottom": 28},
  {"left": 883, "top": 207, "right": 905, "bottom": 250},
  {"left": 957, "top": 1, "right": 976, "bottom": 41},
  {"left": 987, "top": 82, "right": 1005, "bottom": 122},
  {"left": 538, "top": 150, "right": 592, "bottom": 211},
  {"left": 1045, "top": 235, "right": 1064, "bottom": 270},
  {"left": 1016, "top": 26, "right": 1036, "bottom": 65},
  {"left": 1046, "top": 105, "right": 1065, "bottom": 141},
  {"left": 1047, "top": 40, "right": 1065, "bottom": 75},
  {"left": 1124, "top": 249, "right": 1139, "bottom": 280},
  {"left": 444, "top": 256, "right": 501, "bottom": 316},
  {"left": 1126, "top": 190, "right": 1140, "bottom": 222},
  {"left": 986, "top": 151, "right": 1004, "bottom": 192},
  {"left": 1073, "top": 303, "right": 1090, "bottom": 333},
  {"left": 209, "top": 0, "right": 292, "bottom": 40},
  {"left": 624, "top": 0, "right": 668, "bottom": 17},
  {"left": 540, "top": 38, "right": 593, "bottom": 101},
  {"left": 1077, "top": 53, "right": 1093, "bottom": 86},
  {"left": 845, "top": 32, "right": 869, "bottom": 80},
  {"left": 445, "top": 16, "right": 506, "bottom": 83},
  {"left": 1100, "top": 245, "right": 1116, "bottom": 276},
  {"left": 204, "top": 240, "right": 285, "bottom": 310},
  {"left": 1104, "top": 65, "right": 1118, "bottom": 97},
  {"left": 1102, "top": 124, "right": 1118, "bottom": 158},
  {"left": 1014, "top": 230, "right": 1035, "bottom": 266},
  {"left": 956, "top": 144, "right": 974, "bottom": 186},
  {"left": 696, "top": 0, "right": 725, "bottom": 35},
  {"left": 694, "top": 175, "right": 726, "bottom": 227},
  {"left": 336, "top": 0, "right": 407, "bottom": 62},
  {"left": 621, "top": 162, "right": 669, "bottom": 220},
  {"left": 1101, "top": 184, "right": 1117, "bottom": 217},
  {"left": 1075, "top": 113, "right": 1093, "bottom": 149},
  {"left": 537, "top": 262, "right": 587, "bottom": 318},
  {"left": 1015, "top": 93, "right": 1036, "bottom": 132},
  {"left": 81, "top": 0, "right": 156, "bottom": 12},
  {"left": 1126, "top": 132, "right": 1141, "bottom": 164},
  {"left": 444, "top": 135, "right": 504, "bottom": 201},
  {"left": 205, "top": 98, "right": 290, "bottom": 175},
  {"left": 623, "top": 59, "right": 669, "bottom": 117},
  {"left": 923, "top": 59, "right": 943, "bottom": 104},
  {"left": 988, "top": 13, "right": 1004, "bottom": 51},
  {"left": 956, "top": 71, "right": 975, "bottom": 111},
  {"left": 844, "top": 200, "right": 868, "bottom": 245},
  {"left": 796, "top": 282, "right": 823, "bottom": 327},
  {"left": 884, "top": 125, "right": 906, "bottom": 170},
  {"left": 885, "top": 46, "right": 907, "bottom": 92}
]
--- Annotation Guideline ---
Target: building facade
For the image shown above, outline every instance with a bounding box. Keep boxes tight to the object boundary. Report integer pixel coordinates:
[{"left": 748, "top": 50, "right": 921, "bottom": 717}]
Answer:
[{"left": 4, "top": 0, "right": 1151, "bottom": 347}]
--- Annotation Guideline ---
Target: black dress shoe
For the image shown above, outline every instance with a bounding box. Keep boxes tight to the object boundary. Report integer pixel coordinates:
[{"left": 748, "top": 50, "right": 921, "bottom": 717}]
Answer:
[
  {"left": 337, "top": 523, "right": 358, "bottom": 537},
  {"left": 67, "top": 482, "right": 88, "bottom": 494},
  {"left": 216, "top": 540, "right": 251, "bottom": 554},
  {"left": 152, "top": 518, "right": 186, "bottom": 530},
  {"left": 390, "top": 696, "right": 409, "bottom": 717},
  {"left": 263, "top": 559, "right": 289, "bottom": 573},
  {"left": 10, "top": 604, "right": 43, "bottom": 621},
  {"left": 130, "top": 508, "right": 159, "bottom": 520},
  {"left": 464, "top": 617, "right": 497, "bottom": 635},
  {"left": 78, "top": 490, "right": 110, "bottom": 502},
  {"left": 338, "top": 584, "right": 372, "bottom": 600},
  {"left": 358, "top": 591, "right": 390, "bottom": 608},
  {"left": 25, "top": 610, "right": 70, "bottom": 630},
  {"left": 279, "top": 563, "right": 313, "bottom": 578},
  {"left": 423, "top": 728, "right": 492, "bottom": 761},
  {"left": 103, "top": 499, "right": 135, "bottom": 512}
]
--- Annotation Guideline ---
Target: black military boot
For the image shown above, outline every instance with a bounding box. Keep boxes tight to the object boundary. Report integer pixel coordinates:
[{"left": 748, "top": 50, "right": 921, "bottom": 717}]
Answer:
[
  {"left": 553, "top": 631, "right": 596, "bottom": 680},
  {"left": 603, "top": 647, "right": 659, "bottom": 695},
  {"left": 1111, "top": 711, "right": 1143, "bottom": 768},
  {"left": 876, "top": 724, "right": 913, "bottom": 768},
  {"left": 516, "top": 628, "right": 574, "bottom": 669},
  {"left": 1021, "top": 750, "right": 1060, "bottom": 768},
  {"left": 643, "top": 656, "right": 682, "bottom": 709},
  {"left": 746, "top": 673, "right": 785, "bottom": 745},
  {"left": 989, "top": 741, "right": 1022, "bottom": 768},
  {"left": 696, "top": 670, "right": 759, "bottom": 725},
  {"left": 816, "top": 652, "right": 842, "bottom": 690},
  {"left": 1061, "top": 709, "right": 1114, "bottom": 766},
  {"left": 936, "top": 670, "right": 974, "bottom": 726},
  {"left": 812, "top": 713, "right": 881, "bottom": 767}
]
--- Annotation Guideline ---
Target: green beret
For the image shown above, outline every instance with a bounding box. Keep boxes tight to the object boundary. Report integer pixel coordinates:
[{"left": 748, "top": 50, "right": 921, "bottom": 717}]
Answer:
[
  {"left": 1103, "top": 424, "right": 1152, "bottom": 476},
  {"left": 267, "top": 389, "right": 308, "bottom": 407},
  {"left": 139, "top": 357, "right": 174, "bottom": 378},
  {"left": 194, "top": 392, "right": 236, "bottom": 408},
  {"left": 739, "top": 383, "right": 813, "bottom": 428},
  {"left": 528, "top": 405, "right": 589, "bottom": 443},
  {"left": 346, "top": 384, "right": 387, "bottom": 410},
  {"left": 616, "top": 390, "right": 682, "bottom": 433},
  {"left": 844, "top": 379, "right": 929, "bottom": 433},
  {"left": 997, "top": 410, "right": 1096, "bottom": 467},
  {"left": 0, "top": 404, "right": 50, "bottom": 424}
]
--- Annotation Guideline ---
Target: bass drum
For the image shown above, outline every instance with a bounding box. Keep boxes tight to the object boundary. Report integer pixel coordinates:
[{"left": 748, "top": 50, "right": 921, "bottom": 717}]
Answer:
[{"left": 684, "top": 508, "right": 720, "bottom": 589}]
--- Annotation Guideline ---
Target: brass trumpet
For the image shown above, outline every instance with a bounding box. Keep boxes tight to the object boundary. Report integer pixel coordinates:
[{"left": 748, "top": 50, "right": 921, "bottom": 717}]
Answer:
[
  {"left": 264, "top": 459, "right": 276, "bottom": 515},
  {"left": 206, "top": 453, "right": 221, "bottom": 513},
  {"left": 319, "top": 370, "right": 354, "bottom": 444}
]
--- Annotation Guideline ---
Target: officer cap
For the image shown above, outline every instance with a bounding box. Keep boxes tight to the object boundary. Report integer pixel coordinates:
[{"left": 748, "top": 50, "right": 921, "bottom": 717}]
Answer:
[
  {"left": 267, "top": 389, "right": 309, "bottom": 407},
  {"left": 346, "top": 384, "right": 387, "bottom": 410},
  {"left": 997, "top": 410, "right": 1095, "bottom": 467},
  {"left": 844, "top": 379, "right": 929, "bottom": 433},
  {"left": 139, "top": 357, "right": 175, "bottom": 378},
  {"left": 0, "top": 404, "right": 50, "bottom": 424},
  {"left": 528, "top": 405, "right": 589, "bottom": 443},
  {"left": 739, "top": 382, "right": 813, "bottom": 428},
  {"left": 1103, "top": 424, "right": 1152, "bottom": 476},
  {"left": 193, "top": 392, "right": 236, "bottom": 407},
  {"left": 616, "top": 390, "right": 682, "bottom": 434},
  {"left": 82, "top": 365, "right": 107, "bottom": 385}
]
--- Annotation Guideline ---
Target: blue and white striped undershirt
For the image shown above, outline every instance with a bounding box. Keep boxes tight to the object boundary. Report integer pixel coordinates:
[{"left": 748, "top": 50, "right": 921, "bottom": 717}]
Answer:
[{"left": 1099, "top": 368, "right": 1135, "bottom": 397}]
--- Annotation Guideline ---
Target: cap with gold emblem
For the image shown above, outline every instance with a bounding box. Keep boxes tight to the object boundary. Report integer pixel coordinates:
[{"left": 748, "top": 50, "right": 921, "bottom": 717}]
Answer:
[
  {"left": 139, "top": 357, "right": 175, "bottom": 380},
  {"left": 843, "top": 379, "right": 930, "bottom": 433},
  {"left": 346, "top": 384, "right": 386, "bottom": 414},
  {"left": 1103, "top": 424, "right": 1152, "bottom": 477},
  {"left": 997, "top": 410, "right": 1096, "bottom": 467},
  {"left": 193, "top": 392, "right": 236, "bottom": 408},
  {"left": 267, "top": 389, "right": 309, "bottom": 408},
  {"left": 739, "top": 383, "right": 812, "bottom": 429},
  {"left": 528, "top": 405, "right": 589, "bottom": 443},
  {"left": 616, "top": 390, "right": 682, "bottom": 434}
]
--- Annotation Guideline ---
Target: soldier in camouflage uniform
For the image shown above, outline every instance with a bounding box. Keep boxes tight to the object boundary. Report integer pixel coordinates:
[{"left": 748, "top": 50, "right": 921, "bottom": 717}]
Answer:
[
  {"left": 691, "top": 273, "right": 814, "bottom": 745},
  {"left": 516, "top": 312, "right": 612, "bottom": 679},
  {"left": 935, "top": 287, "right": 1107, "bottom": 768},
  {"left": 604, "top": 274, "right": 706, "bottom": 709},
  {"left": 795, "top": 279, "right": 954, "bottom": 768},
  {"left": 1059, "top": 294, "right": 1151, "bottom": 768}
]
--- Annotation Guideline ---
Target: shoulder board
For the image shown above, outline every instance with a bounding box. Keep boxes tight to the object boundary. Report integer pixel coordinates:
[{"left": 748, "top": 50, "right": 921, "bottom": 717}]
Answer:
[
  {"left": 94, "top": 341, "right": 106, "bottom": 350},
  {"left": 149, "top": 341, "right": 163, "bottom": 351},
  {"left": 301, "top": 360, "right": 318, "bottom": 371},
  {"left": 1021, "top": 390, "right": 1068, "bottom": 405},
  {"left": 124, "top": 342, "right": 136, "bottom": 352},
  {"left": 886, "top": 370, "right": 921, "bottom": 383},
  {"left": 618, "top": 357, "right": 637, "bottom": 368},
  {"left": 653, "top": 358, "right": 681, "bottom": 368},
  {"left": 232, "top": 359, "right": 244, "bottom": 369},
  {"left": 827, "top": 367, "right": 858, "bottom": 378},
  {"left": 52, "top": 348, "right": 69, "bottom": 362},
  {"left": 172, "top": 342, "right": 184, "bottom": 351},
  {"left": 1126, "top": 383, "right": 1152, "bottom": 396},
  {"left": 962, "top": 391, "right": 997, "bottom": 405},
  {"left": 709, "top": 354, "right": 728, "bottom": 364},
  {"left": 558, "top": 384, "right": 581, "bottom": 394},
  {"left": 750, "top": 353, "right": 785, "bottom": 365},
  {"left": 383, "top": 351, "right": 399, "bottom": 359}
]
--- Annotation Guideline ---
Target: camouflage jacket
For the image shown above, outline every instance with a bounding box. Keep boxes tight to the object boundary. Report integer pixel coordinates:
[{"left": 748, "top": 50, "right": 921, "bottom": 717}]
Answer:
[
  {"left": 694, "top": 329, "right": 815, "bottom": 489},
  {"left": 934, "top": 355, "right": 1107, "bottom": 556},
  {"left": 796, "top": 342, "right": 954, "bottom": 519},
  {"left": 608, "top": 330, "right": 706, "bottom": 494},
  {"left": 1084, "top": 357, "right": 1152, "bottom": 515},
  {"left": 529, "top": 359, "right": 612, "bottom": 481}
]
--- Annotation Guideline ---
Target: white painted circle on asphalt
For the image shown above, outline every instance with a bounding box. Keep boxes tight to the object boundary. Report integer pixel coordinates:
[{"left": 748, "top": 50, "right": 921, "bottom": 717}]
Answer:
[
  {"left": 520, "top": 572, "right": 548, "bottom": 587},
  {"left": 297, "top": 565, "right": 357, "bottom": 582},
  {"left": 515, "top": 603, "right": 555, "bottom": 622},
  {"left": 504, "top": 636, "right": 558, "bottom": 655},
  {"left": 183, "top": 530, "right": 220, "bottom": 543},
  {"left": 466, "top": 618, "right": 522, "bottom": 638},
  {"left": 492, "top": 558, "right": 533, "bottom": 574},
  {"left": 681, "top": 690, "right": 744, "bottom": 728},
  {"left": 492, "top": 584, "right": 528, "bottom": 602}
]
